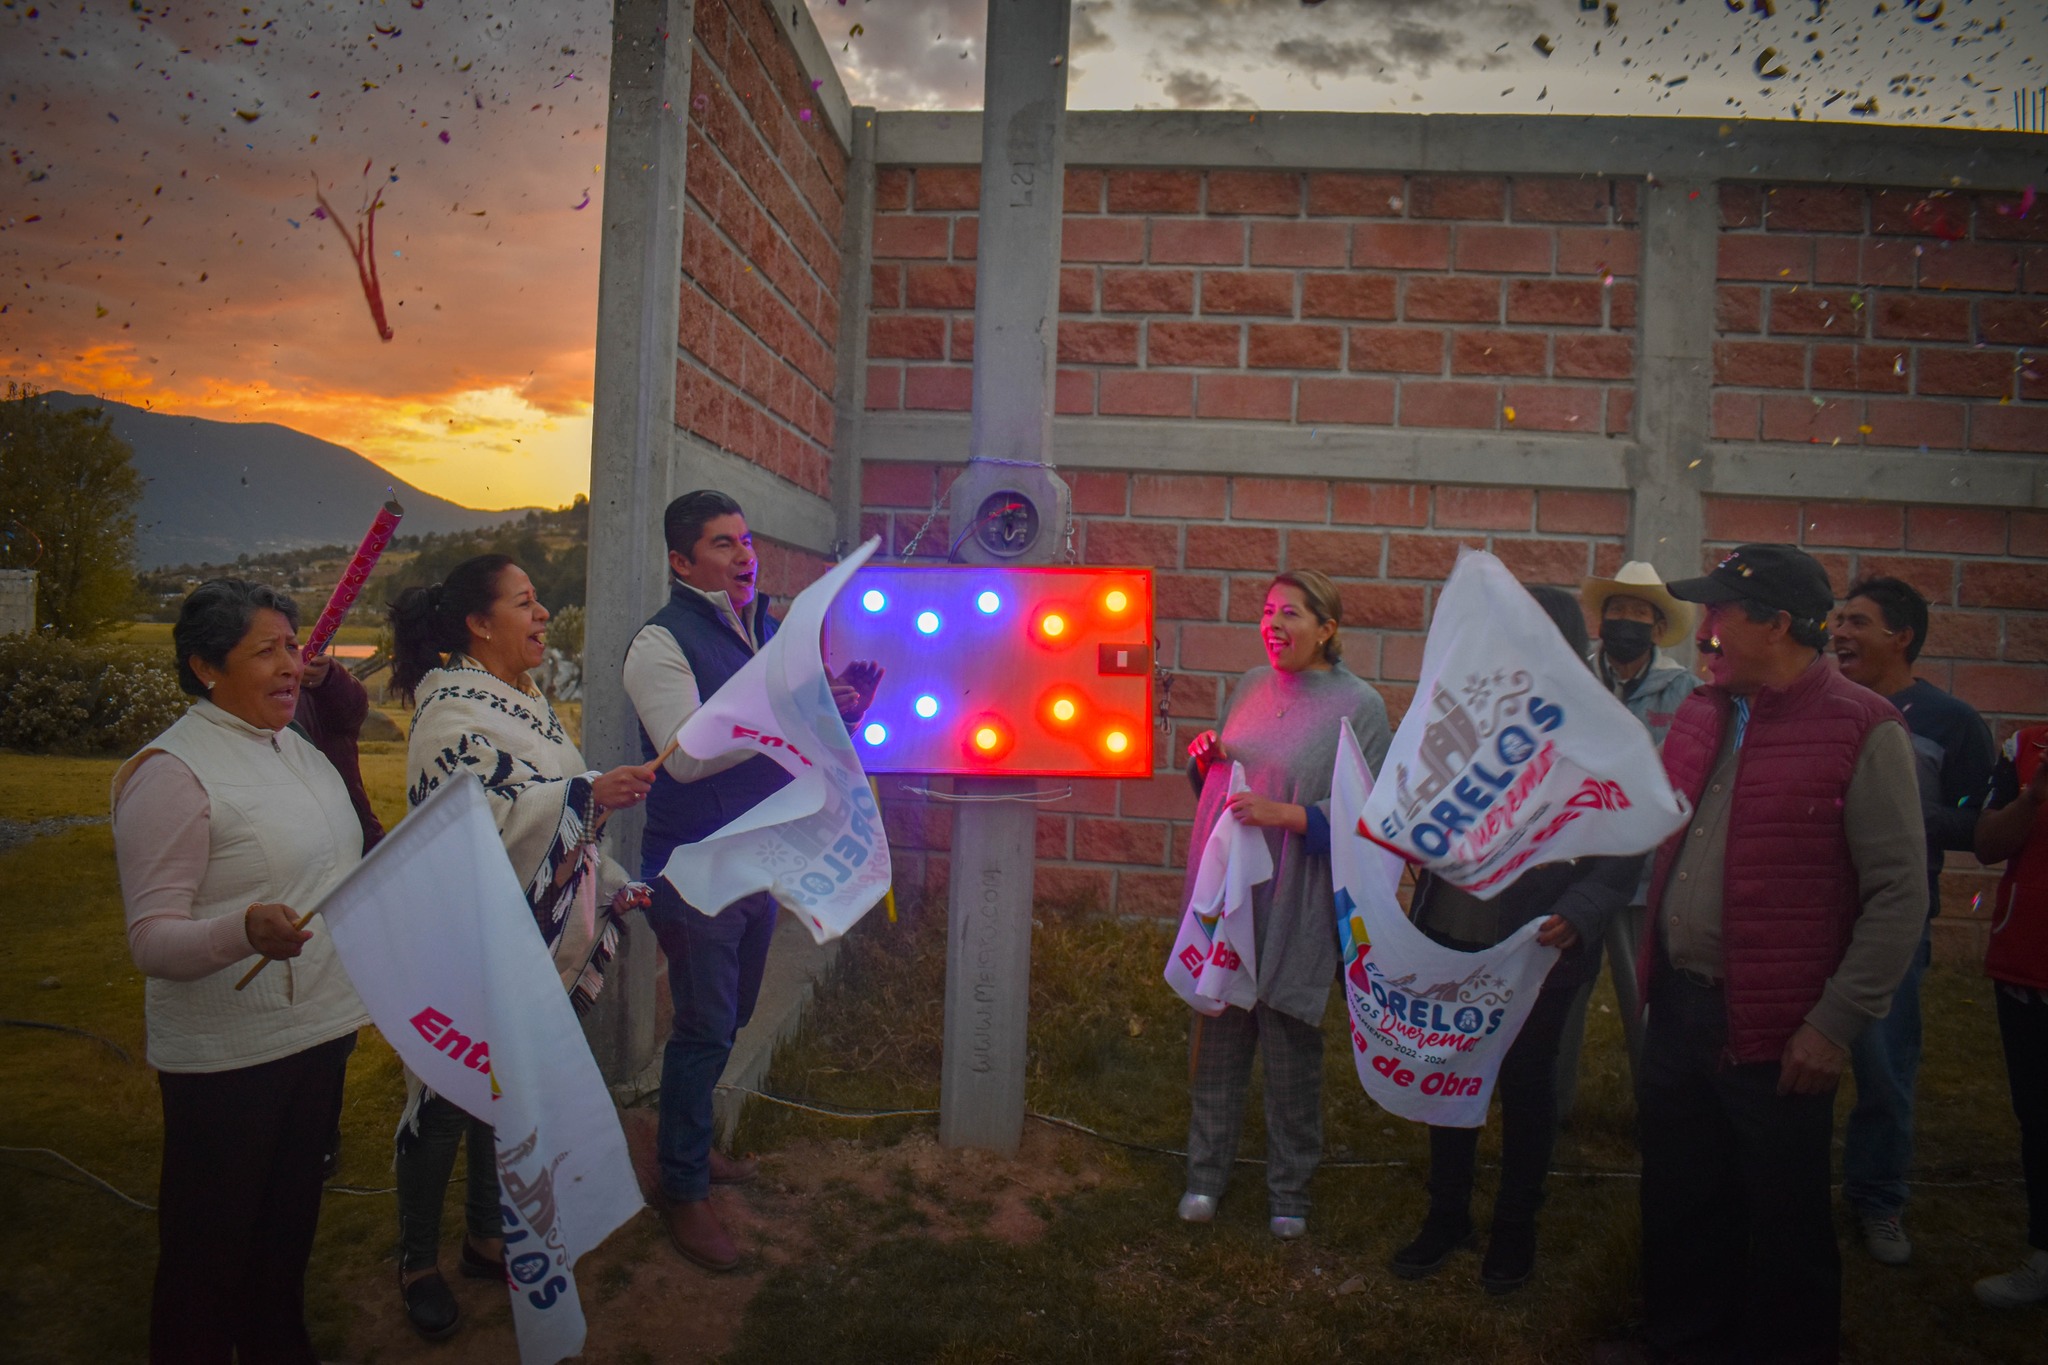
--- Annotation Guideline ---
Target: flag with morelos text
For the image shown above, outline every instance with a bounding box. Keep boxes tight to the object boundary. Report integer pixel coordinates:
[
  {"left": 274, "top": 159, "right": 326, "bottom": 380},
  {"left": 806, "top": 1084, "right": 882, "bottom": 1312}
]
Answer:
[
  {"left": 317, "top": 776, "right": 642, "bottom": 1365},
  {"left": 1358, "top": 549, "right": 1688, "bottom": 898},
  {"left": 660, "top": 537, "right": 892, "bottom": 943},
  {"left": 1164, "top": 761, "right": 1273, "bottom": 1016},
  {"left": 1332, "top": 718, "right": 1561, "bottom": 1127}
]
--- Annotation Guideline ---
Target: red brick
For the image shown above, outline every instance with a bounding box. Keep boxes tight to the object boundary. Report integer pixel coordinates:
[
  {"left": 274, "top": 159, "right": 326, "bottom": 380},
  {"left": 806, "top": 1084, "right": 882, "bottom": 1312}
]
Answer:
[
  {"left": 1154, "top": 571, "right": 1224, "bottom": 620},
  {"left": 1035, "top": 813, "right": 1071, "bottom": 860},
  {"left": 1251, "top": 221, "right": 1348, "bottom": 267},
  {"left": 1492, "top": 537, "right": 1594, "bottom": 586},
  {"left": 875, "top": 168, "right": 909, "bottom": 212},
  {"left": 1298, "top": 377, "right": 1396, "bottom": 426},
  {"left": 868, "top": 314, "right": 947, "bottom": 360},
  {"left": 1101, "top": 268, "right": 1195, "bottom": 314},
  {"left": 1963, "top": 562, "right": 2048, "bottom": 609},
  {"left": 1064, "top": 169, "right": 1103, "bottom": 213},
  {"left": 1614, "top": 181, "right": 1640, "bottom": 225},
  {"left": 1977, "top": 190, "right": 2048, "bottom": 243},
  {"left": 2009, "top": 618, "right": 2048, "bottom": 665},
  {"left": 1863, "top": 398, "right": 1967, "bottom": 449},
  {"left": 1811, "top": 345, "right": 1911, "bottom": 394},
  {"left": 1721, "top": 185, "right": 1764, "bottom": 229},
  {"left": 1713, "top": 389, "right": 1759, "bottom": 442},
  {"left": 1055, "top": 368, "right": 1095, "bottom": 415},
  {"left": 1061, "top": 266, "right": 1096, "bottom": 313},
  {"left": 1764, "top": 185, "right": 1867, "bottom": 233},
  {"left": 1538, "top": 489, "right": 1629, "bottom": 536},
  {"left": 1853, "top": 555, "right": 1958, "bottom": 606},
  {"left": 1507, "top": 279, "right": 1603, "bottom": 326},
  {"left": 1099, "top": 371, "right": 1193, "bottom": 417},
  {"left": 1399, "top": 381, "right": 1497, "bottom": 429},
  {"left": 915, "top": 167, "right": 980, "bottom": 211},
  {"left": 1085, "top": 520, "right": 1181, "bottom": 567},
  {"left": 1593, "top": 541, "right": 1626, "bottom": 576},
  {"left": 1301, "top": 273, "right": 1397, "bottom": 321},
  {"left": 953, "top": 217, "right": 978, "bottom": 259},
  {"left": 2015, "top": 511, "right": 2048, "bottom": 558},
  {"left": 1233, "top": 477, "right": 1329, "bottom": 523},
  {"left": 1248, "top": 324, "right": 1342, "bottom": 370},
  {"left": 2027, "top": 248, "right": 2048, "bottom": 294},
  {"left": 1117, "top": 868, "right": 1191, "bottom": 917},
  {"left": 1925, "top": 608, "right": 2002, "bottom": 660},
  {"left": 1073, "top": 816, "right": 1167, "bottom": 866},
  {"left": 1197, "top": 374, "right": 1294, "bottom": 421},
  {"left": 1106, "top": 170, "right": 1201, "bottom": 214},
  {"left": 1455, "top": 225, "right": 1555, "bottom": 274},
  {"left": 1768, "top": 289, "right": 1864, "bottom": 338},
  {"left": 1973, "top": 404, "right": 2048, "bottom": 453},
  {"left": 861, "top": 462, "right": 935, "bottom": 509},
  {"left": 1797, "top": 501, "right": 1902, "bottom": 550},
  {"left": 1225, "top": 575, "right": 1272, "bottom": 624},
  {"left": 1057, "top": 320, "right": 1141, "bottom": 366},
  {"left": 1513, "top": 177, "right": 1612, "bottom": 224},
  {"left": 1286, "top": 528, "right": 1384, "bottom": 577},
  {"left": 1410, "top": 176, "right": 1506, "bottom": 220},
  {"left": 1718, "top": 234, "right": 1814, "bottom": 283},
  {"left": 1202, "top": 271, "right": 1295, "bottom": 316},
  {"left": 1120, "top": 773, "right": 1200, "bottom": 820},
  {"left": 1069, "top": 471, "right": 1128, "bottom": 516},
  {"left": 1717, "top": 285, "right": 1764, "bottom": 334},
  {"left": 870, "top": 262, "right": 903, "bottom": 309},
  {"left": 1179, "top": 622, "right": 1269, "bottom": 672},
  {"left": 1035, "top": 865, "right": 1113, "bottom": 909},
  {"left": 1609, "top": 282, "right": 1638, "bottom": 330},
  {"left": 904, "top": 263, "right": 976, "bottom": 310},
  {"left": 1918, "top": 350, "right": 2014, "bottom": 399},
  {"left": 1607, "top": 389, "right": 1635, "bottom": 435},
  {"left": 1406, "top": 277, "right": 1501, "bottom": 323},
  {"left": 864, "top": 364, "right": 902, "bottom": 410},
  {"left": 1151, "top": 220, "right": 1245, "bottom": 266},
  {"left": 1504, "top": 384, "right": 1605, "bottom": 433},
  {"left": 1761, "top": 394, "right": 1864, "bottom": 444},
  {"left": 1904, "top": 506, "right": 2007, "bottom": 555},
  {"left": 1923, "top": 243, "right": 2023, "bottom": 293},
  {"left": 1436, "top": 486, "right": 1533, "bottom": 531},
  {"left": 1328, "top": 583, "right": 1421, "bottom": 631},
  {"left": 1952, "top": 662, "right": 2048, "bottom": 715},
  {"left": 1207, "top": 170, "right": 1301, "bottom": 216},
  {"left": 1715, "top": 341, "right": 1808, "bottom": 389},
  {"left": 1706, "top": 497, "right": 1802, "bottom": 543},
  {"left": 1382, "top": 635, "right": 1428, "bottom": 684},
  {"left": 1307, "top": 173, "right": 1406, "bottom": 217},
  {"left": 1980, "top": 300, "right": 2048, "bottom": 347},
  {"left": 1873, "top": 295, "right": 1971, "bottom": 342},
  {"left": 1555, "top": 335, "right": 1635, "bottom": 380},
  {"left": 1388, "top": 533, "right": 1484, "bottom": 580},
  {"left": 1133, "top": 475, "right": 1228, "bottom": 519},
  {"left": 948, "top": 319, "right": 975, "bottom": 364},
  {"left": 1147, "top": 321, "right": 1242, "bottom": 368},
  {"left": 873, "top": 214, "right": 950, "bottom": 259},
  {"left": 1354, "top": 222, "right": 1452, "bottom": 271},
  {"left": 903, "top": 366, "right": 973, "bottom": 411},
  {"left": 1062, "top": 217, "right": 1146, "bottom": 263},
  {"left": 1451, "top": 331, "right": 1548, "bottom": 377},
  {"left": 1557, "top": 228, "right": 1640, "bottom": 278},
  {"left": 1333, "top": 482, "right": 1431, "bottom": 528},
  {"left": 1186, "top": 524, "right": 1280, "bottom": 570},
  {"left": 1873, "top": 189, "right": 1970, "bottom": 238}
]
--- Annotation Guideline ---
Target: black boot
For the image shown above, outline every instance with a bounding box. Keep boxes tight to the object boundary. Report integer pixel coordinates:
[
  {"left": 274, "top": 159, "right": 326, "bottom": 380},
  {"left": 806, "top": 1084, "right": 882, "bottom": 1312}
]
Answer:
[
  {"left": 1389, "top": 1210, "right": 1476, "bottom": 1280},
  {"left": 1480, "top": 1217, "right": 1537, "bottom": 1295},
  {"left": 400, "top": 1269, "right": 461, "bottom": 1341}
]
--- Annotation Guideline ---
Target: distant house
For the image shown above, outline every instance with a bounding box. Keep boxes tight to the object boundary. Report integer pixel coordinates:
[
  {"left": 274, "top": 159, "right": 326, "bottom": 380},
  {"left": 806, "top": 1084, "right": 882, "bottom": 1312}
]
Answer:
[{"left": 0, "top": 570, "right": 36, "bottom": 637}]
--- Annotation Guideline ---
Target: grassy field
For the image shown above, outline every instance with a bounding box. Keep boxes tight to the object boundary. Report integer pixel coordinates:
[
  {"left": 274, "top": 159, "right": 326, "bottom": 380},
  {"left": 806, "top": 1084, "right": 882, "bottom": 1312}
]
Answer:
[{"left": 0, "top": 744, "right": 2037, "bottom": 1363}]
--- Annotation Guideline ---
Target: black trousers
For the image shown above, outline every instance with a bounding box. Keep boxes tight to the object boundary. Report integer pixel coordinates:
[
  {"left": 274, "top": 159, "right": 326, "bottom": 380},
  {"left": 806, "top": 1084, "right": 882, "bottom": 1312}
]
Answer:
[
  {"left": 1426, "top": 977, "right": 1578, "bottom": 1227},
  {"left": 1638, "top": 972, "right": 1839, "bottom": 1365},
  {"left": 1994, "top": 983, "right": 2048, "bottom": 1252},
  {"left": 151, "top": 1032, "right": 355, "bottom": 1365}
]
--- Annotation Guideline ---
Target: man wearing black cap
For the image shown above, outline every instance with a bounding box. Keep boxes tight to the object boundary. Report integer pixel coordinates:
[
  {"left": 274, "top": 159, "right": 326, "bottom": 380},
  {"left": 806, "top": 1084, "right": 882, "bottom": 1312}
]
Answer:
[{"left": 1631, "top": 544, "right": 1927, "bottom": 1363}]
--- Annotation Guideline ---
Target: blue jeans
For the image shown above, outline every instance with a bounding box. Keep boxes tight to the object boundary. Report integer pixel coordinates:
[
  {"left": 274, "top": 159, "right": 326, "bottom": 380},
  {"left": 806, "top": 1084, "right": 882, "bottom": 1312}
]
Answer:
[
  {"left": 644, "top": 878, "right": 777, "bottom": 1203},
  {"left": 1843, "top": 927, "right": 1931, "bottom": 1218}
]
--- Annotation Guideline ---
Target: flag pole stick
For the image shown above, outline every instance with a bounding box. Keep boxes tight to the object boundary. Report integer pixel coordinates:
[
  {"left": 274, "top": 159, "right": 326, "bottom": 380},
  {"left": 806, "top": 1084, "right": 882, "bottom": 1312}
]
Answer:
[{"left": 232, "top": 908, "right": 318, "bottom": 991}]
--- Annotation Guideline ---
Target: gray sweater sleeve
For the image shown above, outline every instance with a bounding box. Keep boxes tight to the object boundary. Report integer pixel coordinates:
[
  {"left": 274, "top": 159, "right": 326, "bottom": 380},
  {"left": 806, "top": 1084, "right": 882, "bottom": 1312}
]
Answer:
[{"left": 1805, "top": 720, "right": 1933, "bottom": 1049}]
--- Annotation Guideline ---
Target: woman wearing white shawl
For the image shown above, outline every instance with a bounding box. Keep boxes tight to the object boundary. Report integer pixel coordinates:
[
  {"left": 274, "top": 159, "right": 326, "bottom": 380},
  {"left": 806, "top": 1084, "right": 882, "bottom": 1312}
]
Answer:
[{"left": 384, "top": 552, "right": 658, "bottom": 1341}]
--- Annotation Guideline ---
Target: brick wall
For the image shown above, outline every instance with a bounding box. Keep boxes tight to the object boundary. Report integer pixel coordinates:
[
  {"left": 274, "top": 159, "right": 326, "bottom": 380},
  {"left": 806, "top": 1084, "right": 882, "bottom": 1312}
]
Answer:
[
  {"left": 1712, "top": 182, "right": 2046, "bottom": 450},
  {"left": 864, "top": 464, "right": 1629, "bottom": 919},
  {"left": 673, "top": 0, "right": 847, "bottom": 502},
  {"left": 864, "top": 169, "right": 1639, "bottom": 436}
]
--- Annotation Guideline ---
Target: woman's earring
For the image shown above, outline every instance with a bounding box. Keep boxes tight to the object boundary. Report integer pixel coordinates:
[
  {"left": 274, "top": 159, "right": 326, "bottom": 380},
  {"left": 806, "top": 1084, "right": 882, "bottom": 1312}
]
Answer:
[{"left": 204, "top": 679, "right": 215, "bottom": 691}]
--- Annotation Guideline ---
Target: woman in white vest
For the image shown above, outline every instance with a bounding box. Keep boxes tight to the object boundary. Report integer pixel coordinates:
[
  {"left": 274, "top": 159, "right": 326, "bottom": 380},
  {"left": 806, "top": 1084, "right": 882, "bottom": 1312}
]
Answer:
[
  {"left": 111, "top": 579, "right": 369, "bottom": 1365},
  {"left": 384, "top": 552, "right": 655, "bottom": 1340}
]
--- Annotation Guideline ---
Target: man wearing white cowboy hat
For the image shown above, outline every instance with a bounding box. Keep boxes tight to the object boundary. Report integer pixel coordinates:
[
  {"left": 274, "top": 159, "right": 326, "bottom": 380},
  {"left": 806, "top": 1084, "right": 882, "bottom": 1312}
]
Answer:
[{"left": 1581, "top": 560, "right": 1702, "bottom": 751}]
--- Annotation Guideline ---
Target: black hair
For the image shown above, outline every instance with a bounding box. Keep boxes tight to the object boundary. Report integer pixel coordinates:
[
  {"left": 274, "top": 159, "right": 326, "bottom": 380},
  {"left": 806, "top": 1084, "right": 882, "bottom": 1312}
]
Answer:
[
  {"left": 1844, "top": 575, "right": 1930, "bottom": 664},
  {"left": 388, "top": 553, "right": 517, "bottom": 706},
  {"left": 172, "top": 579, "right": 302, "bottom": 697},
  {"left": 1736, "top": 598, "right": 1830, "bottom": 652},
  {"left": 1527, "top": 584, "right": 1592, "bottom": 662},
  {"left": 663, "top": 489, "right": 745, "bottom": 561}
]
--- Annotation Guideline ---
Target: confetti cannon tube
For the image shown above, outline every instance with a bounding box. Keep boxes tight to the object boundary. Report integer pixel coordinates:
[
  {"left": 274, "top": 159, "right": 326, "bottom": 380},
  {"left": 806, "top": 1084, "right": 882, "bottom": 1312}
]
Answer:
[{"left": 304, "top": 498, "right": 403, "bottom": 657}]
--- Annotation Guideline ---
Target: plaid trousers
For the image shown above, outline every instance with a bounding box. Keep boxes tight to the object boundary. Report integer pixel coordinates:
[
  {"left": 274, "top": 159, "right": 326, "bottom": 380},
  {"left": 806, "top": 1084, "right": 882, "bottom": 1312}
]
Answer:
[{"left": 1184, "top": 1002, "right": 1325, "bottom": 1218}]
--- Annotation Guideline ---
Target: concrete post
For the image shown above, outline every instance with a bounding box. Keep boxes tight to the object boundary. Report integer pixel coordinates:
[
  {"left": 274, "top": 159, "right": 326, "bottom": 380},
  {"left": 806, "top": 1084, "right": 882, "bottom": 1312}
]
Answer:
[
  {"left": 937, "top": 0, "right": 1073, "bottom": 1155},
  {"left": 1627, "top": 178, "right": 1715, "bottom": 588},
  {"left": 830, "top": 109, "right": 880, "bottom": 550},
  {"left": 580, "top": 0, "right": 695, "bottom": 1087}
]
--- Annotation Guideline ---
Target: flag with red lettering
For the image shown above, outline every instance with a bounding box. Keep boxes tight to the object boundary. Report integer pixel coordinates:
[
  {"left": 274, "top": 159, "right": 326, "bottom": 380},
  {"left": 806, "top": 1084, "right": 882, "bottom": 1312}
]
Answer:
[
  {"left": 1164, "top": 762, "right": 1273, "bottom": 1016},
  {"left": 1332, "top": 718, "right": 1562, "bottom": 1127},
  {"left": 659, "top": 537, "right": 892, "bottom": 944},
  {"left": 317, "top": 776, "right": 643, "bottom": 1365},
  {"left": 1358, "top": 549, "right": 1687, "bottom": 897}
]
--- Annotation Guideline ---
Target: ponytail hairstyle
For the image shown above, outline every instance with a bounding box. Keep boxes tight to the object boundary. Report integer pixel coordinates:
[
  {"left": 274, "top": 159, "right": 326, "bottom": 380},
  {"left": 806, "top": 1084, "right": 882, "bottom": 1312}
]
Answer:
[
  {"left": 1270, "top": 569, "right": 1345, "bottom": 665},
  {"left": 388, "top": 553, "right": 516, "bottom": 706}
]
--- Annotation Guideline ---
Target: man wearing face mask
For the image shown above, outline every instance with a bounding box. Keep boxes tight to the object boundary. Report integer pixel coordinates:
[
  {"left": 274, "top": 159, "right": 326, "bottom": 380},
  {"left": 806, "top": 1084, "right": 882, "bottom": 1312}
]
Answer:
[{"left": 1583, "top": 562, "right": 1702, "bottom": 749}]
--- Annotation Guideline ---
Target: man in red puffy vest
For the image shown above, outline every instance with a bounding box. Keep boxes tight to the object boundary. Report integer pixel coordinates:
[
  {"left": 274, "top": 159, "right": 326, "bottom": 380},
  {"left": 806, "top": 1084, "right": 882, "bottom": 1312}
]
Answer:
[{"left": 1636, "top": 544, "right": 1927, "bottom": 1364}]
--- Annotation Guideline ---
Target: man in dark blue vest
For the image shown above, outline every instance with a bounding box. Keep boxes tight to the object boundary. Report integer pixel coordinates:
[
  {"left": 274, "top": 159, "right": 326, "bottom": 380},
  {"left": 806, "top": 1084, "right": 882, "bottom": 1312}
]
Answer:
[{"left": 624, "top": 490, "right": 878, "bottom": 1270}]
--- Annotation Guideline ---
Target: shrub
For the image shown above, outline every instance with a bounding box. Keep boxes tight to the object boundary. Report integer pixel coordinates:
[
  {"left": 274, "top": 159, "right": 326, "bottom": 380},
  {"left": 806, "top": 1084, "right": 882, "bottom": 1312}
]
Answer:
[{"left": 0, "top": 634, "right": 189, "bottom": 754}]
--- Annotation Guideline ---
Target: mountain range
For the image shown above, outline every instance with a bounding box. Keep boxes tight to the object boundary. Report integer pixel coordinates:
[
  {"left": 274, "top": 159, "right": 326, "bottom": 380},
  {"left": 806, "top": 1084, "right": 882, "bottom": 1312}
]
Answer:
[{"left": 42, "top": 392, "right": 542, "bottom": 568}]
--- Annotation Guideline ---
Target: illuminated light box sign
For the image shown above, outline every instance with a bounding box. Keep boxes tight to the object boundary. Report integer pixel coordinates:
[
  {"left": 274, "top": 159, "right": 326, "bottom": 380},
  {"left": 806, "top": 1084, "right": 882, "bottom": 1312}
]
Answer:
[{"left": 824, "top": 565, "right": 1155, "bottom": 777}]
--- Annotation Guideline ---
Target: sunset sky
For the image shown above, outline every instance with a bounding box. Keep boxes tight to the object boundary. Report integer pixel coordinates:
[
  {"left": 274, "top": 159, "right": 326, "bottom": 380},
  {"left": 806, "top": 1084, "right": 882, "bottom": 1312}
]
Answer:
[{"left": 4, "top": 0, "right": 2039, "bottom": 512}]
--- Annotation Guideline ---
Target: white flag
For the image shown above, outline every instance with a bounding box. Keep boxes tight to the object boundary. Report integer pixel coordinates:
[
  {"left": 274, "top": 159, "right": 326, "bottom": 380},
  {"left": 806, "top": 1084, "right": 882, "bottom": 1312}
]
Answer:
[
  {"left": 1332, "top": 719, "right": 1562, "bottom": 1127},
  {"left": 1164, "top": 762, "right": 1273, "bottom": 1016},
  {"left": 316, "top": 777, "right": 643, "bottom": 1365},
  {"left": 1359, "top": 549, "right": 1688, "bottom": 897},
  {"left": 661, "top": 536, "right": 892, "bottom": 943}
]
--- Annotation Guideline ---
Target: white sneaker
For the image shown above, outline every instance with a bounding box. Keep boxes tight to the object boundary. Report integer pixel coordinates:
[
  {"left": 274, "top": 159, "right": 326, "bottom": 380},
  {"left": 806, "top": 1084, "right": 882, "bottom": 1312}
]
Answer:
[
  {"left": 1177, "top": 1192, "right": 1216, "bottom": 1223},
  {"left": 1269, "top": 1215, "right": 1307, "bottom": 1241},
  {"left": 1859, "top": 1214, "right": 1912, "bottom": 1267},
  {"left": 1974, "top": 1249, "right": 2048, "bottom": 1308}
]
